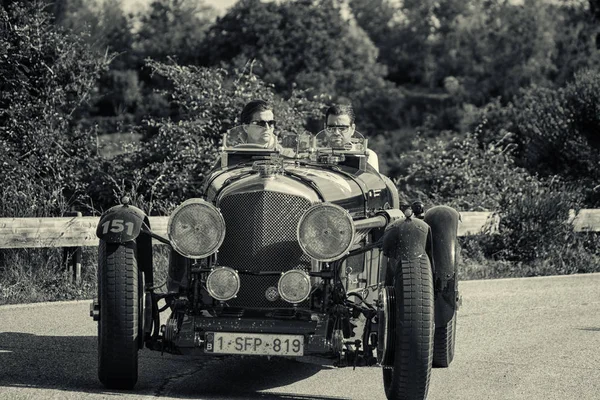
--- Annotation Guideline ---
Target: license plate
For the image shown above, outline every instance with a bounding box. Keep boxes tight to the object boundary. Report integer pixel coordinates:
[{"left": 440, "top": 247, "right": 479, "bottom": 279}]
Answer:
[{"left": 205, "top": 332, "right": 304, "bottom": 356}]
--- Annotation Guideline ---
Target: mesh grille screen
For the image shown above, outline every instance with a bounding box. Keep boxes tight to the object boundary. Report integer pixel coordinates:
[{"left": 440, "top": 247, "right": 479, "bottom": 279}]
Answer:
[{"left": 218, "top": 191, "right": 312, "bottom": 308}]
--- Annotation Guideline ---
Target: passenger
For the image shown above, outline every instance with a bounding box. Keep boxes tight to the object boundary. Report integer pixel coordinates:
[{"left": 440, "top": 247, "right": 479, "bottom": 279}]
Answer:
[{"left": 324, "top": 104, "right": 379, "bottom": 171}]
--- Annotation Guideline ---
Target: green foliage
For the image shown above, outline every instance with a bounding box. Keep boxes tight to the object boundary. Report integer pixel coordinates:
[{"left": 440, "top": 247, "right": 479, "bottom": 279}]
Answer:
[
  {"left": 200, "top": 0, "right": 405, "bottom": 134},
  {"left": 135, "top": 0, "right": 217, "bottom": 66},
  {"left": 92, "top": 61, "right": 326, "bottom": 214},
  {"left": 0, "top": 1, "right": 107, "bottom": 216},
  {"left": 204, "top": 0, "right": 381, "bottom": 91},
  {"left": 464, "top": 69, "right": 600, "bottom": 205}
]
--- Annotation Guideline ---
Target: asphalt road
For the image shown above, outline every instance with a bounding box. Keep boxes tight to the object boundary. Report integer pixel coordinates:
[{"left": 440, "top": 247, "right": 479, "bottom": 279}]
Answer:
[{"left": 1, "top": 273, "right": 599, "bottom": 400}]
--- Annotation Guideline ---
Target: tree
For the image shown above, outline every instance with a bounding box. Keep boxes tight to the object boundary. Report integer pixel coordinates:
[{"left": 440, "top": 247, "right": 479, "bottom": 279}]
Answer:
[
  {"left": 511, "top": 70, "right": 600, "bottom": 186},
  {"left": 448, "top": 0, "right": 557, "bottom": 104},
  {"left": 135, "top": 0, "right": 217, "bottom": 66},
  {"left": 349, "top": 0, "right": 396, "bottom": 48},
  {"left": 551, "top": 1, "right": 600, "bottom": 85},
  {"left": 201, "top": 0, "right": 406, "bottom": 134},
  {"left": 91, "top": 0, "right": 141, "bottom": 124},
  {"left": 352, "top": 0, "right": 565, "bottom": 105},
  {"left": 203, "top": 0, "right": 384, "bottom": 94}
]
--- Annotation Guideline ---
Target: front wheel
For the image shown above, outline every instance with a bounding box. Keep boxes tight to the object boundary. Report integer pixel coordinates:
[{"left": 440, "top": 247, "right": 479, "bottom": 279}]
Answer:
[
  {"left": 98, "top": 240, "right": 142, "bottom": 389},
  {"left": 383, "top": 256, "right": 434, "bottom": 400}
]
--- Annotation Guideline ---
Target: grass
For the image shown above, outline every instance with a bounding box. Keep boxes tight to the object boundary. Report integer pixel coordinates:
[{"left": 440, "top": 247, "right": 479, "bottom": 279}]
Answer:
[
  {"left": 458, "top": 233, "right": 600, "bottom": 280},
  {"left": 2, "top": 235, "right": 600, "bottom": 305},
  {"left": 0, "top": 248, "right": 94, "bottom": 305},
  {"left": 0, "top": 245, "right": 171, "bottom": 306}
]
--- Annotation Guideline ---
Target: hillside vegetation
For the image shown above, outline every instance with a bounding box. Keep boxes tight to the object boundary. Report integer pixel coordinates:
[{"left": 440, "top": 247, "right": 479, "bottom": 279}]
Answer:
[{"left": 1, "top": 0, "right": 600, "bottom": 304}]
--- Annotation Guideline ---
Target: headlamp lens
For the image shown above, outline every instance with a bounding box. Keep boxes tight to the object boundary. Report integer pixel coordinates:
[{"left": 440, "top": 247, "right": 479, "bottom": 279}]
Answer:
[
  {"left": 168, "top": 199, "right": 226, "bottom": 259},
  {"left": 278, "top": 270, "right": 311, "bottom": 304},
  {"left": 297, "top": 203, "right": 355, "bottom": 261},
  {"left": 206, "top": 267, "right": 240, "bottom": 301}
]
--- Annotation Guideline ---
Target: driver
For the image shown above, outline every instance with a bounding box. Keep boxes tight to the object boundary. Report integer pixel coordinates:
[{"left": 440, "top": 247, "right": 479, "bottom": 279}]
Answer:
[
  {"left": 235, "top": 100, "right": 297, "bottom": 158},
  {"left": 239, "top": 99, "right": 278, "bottom": 147},
  {"left": 324, "top": 104, "right": 379, "bottom": 171}
]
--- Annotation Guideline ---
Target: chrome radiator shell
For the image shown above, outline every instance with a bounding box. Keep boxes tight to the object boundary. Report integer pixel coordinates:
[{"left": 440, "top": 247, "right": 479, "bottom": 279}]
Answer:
[{"left": 216, "top": 190, "right": 313, "bottom": 308}]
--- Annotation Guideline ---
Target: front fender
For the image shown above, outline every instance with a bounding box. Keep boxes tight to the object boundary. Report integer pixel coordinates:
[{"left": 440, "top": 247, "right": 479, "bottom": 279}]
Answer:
[
  {"left": 96, "top": 205, "right": 148, "bottom": 243},
  {"left": 424, "top": 205, "right": 460, "bottom": 326},
  {"left": 382, "top": 217, "right": 432, "bottom": 280},
  {"left": 96, "top": 204, "right": 155, "bottom": 282}
]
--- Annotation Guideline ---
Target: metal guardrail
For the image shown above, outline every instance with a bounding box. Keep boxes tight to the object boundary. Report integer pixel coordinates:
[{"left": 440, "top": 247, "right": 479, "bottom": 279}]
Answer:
[
  {"left": 0, "top": 212, "right": 505, "bottom": 249},
  {"left": 3, "top": 209, "right": 597, "bottom": 283}
]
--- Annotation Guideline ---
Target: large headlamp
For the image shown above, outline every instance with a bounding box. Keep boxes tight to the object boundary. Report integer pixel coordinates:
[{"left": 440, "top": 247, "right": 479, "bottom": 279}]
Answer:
[
  {"left": 297, "top": 202, "right": 355, "bottom": 262},
  {"left": 167, "top": 198, "right": 226, "bottom": 259}
]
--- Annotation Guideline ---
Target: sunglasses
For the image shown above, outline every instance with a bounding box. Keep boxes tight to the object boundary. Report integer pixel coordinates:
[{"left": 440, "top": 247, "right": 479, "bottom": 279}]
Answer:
[
  {"left": 326, "top": 125, "right": 351, "bottom": 132},
  {"left": 250, "top": 120, "right": 277, "bottom": 128}
]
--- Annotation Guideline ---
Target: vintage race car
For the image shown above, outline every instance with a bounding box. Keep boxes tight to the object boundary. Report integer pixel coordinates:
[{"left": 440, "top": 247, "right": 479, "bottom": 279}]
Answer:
[{"left": 91, "top": 127, "right": 461, "bottom": 400}]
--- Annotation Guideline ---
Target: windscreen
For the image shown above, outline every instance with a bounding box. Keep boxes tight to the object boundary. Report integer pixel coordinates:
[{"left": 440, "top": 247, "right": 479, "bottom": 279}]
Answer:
[
  {"left": 223, "top": 125, "right": 314, "bottom": 158},
  {"left": 315, "top": 129, "right": 367, "bottom": 154}
]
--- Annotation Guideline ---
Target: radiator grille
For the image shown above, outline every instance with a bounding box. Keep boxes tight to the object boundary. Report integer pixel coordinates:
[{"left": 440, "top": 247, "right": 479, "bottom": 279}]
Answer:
[{"left": 217, "top": 191, "right": 312, "bottom": 308}]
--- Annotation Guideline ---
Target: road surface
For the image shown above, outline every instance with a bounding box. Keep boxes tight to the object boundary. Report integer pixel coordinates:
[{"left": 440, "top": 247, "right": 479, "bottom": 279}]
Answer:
[{"left": 1, "top": 273, "right": 599, "bottom": 399}]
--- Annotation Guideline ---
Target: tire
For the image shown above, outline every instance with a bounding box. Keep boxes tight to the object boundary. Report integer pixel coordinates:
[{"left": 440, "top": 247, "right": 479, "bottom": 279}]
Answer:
[
  {"left": 98, "top": 240, "right": 141, "bottom": 389},
  {"left": 432, "top": 241, "right": 459, "bottom": 368},
  {"left": 383, "top": 256, "right": 434, "bottom": 400},
  {"left": 433, "top": 314, "right": 456, "bottom": 368}
]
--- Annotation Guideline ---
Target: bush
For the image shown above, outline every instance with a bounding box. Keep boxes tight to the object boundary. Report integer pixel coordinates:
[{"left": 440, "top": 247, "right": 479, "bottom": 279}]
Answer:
[
  {"left": 397, "top": 129, "right": 529, "bottom": 211},
  {"left": 0, "top": 247, "right": 96, "bottom": 305},
  {"left": 480, "top": 180, "right": 582, "bottom": 263},
  {"left": 88, "top": 61, "right": 326, "bottom": 214},
  {"left": 0, "top": 2, "right": 107, "bottom": 216},
  {"left": 457, "top": 69, "right": 600, "bottom": 207},
  {"left": 397, "top": 121, "right": 590, "bottom": 274}
]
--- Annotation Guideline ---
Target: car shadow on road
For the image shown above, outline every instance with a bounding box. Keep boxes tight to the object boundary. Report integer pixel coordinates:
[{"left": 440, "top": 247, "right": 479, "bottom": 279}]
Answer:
[
  {"left": 157, "top": 356, "right": 352, "bottom": 400},
  {"left": 577, "top": 327, "right": 600, "bottom": 332},
  {"left": 0, "top": 332, "right": 346, "bottom": 400}
]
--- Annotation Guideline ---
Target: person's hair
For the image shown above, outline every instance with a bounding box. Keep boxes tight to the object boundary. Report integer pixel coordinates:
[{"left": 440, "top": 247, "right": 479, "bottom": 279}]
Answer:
[
  {"left": 240, "top": 100, "right": 272, "bottom": 124},
  {"left": 325, "top": 104, "right": 355, "bottom": 125}
]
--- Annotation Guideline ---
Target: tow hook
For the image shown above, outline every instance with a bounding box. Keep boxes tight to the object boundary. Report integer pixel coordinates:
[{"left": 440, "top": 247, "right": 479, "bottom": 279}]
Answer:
[{"left": 90, "top": 299, "right": 100, "bottom": 321}]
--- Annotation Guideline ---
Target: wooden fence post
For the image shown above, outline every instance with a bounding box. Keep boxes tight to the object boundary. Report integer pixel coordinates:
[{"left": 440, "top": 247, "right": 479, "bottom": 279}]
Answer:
[{"left": 62, "top": 211, "right": 83, "bottom": 285}]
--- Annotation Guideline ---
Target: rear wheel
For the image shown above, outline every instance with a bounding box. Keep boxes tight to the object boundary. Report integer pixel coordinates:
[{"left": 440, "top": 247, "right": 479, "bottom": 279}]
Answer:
[
  {"left": 425, "top": 206, "right": 460, "bottom": 368},
  {"left": 432, "top": 241, "right": 459, "bottom": 368},
  {"left": 383, "top": 256, "right": 434, "bottom": 400},
  {"left": 98, "top": 240, "right": 141, "bottom": 389},
  {"left": 433, "top": 314, "right": 457, "bottom": 368}
]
